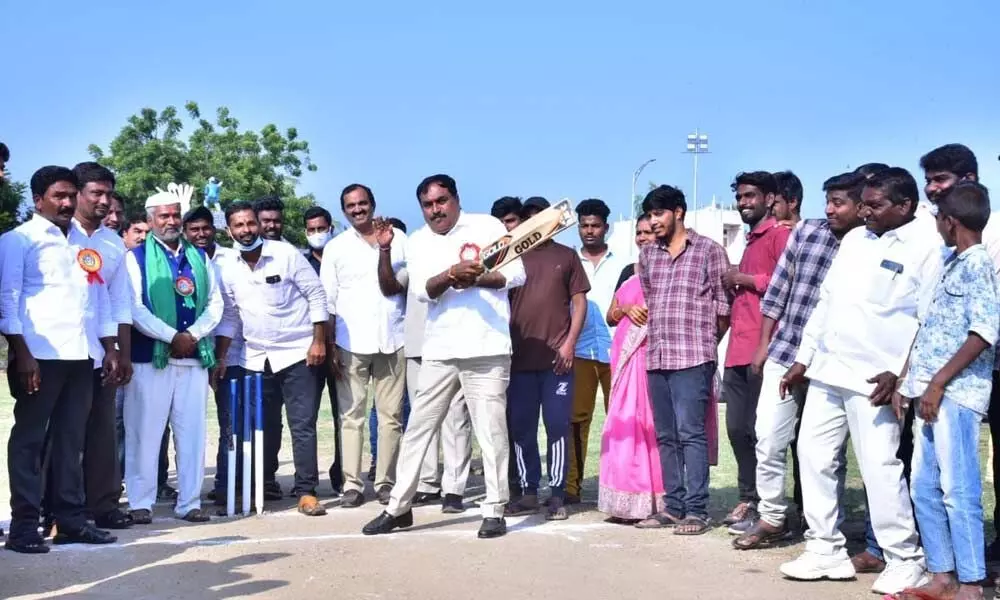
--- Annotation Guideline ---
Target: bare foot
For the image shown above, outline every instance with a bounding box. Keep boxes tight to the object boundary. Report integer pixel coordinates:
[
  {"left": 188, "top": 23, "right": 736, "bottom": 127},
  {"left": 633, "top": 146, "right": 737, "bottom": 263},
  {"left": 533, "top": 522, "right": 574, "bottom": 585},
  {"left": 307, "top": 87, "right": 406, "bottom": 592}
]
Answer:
[
  {"left": 895, "top": 575, "right": 958, "bottom": 600},
  {"left": 953, "top": 583, "right": 983, "bottom": 600}
]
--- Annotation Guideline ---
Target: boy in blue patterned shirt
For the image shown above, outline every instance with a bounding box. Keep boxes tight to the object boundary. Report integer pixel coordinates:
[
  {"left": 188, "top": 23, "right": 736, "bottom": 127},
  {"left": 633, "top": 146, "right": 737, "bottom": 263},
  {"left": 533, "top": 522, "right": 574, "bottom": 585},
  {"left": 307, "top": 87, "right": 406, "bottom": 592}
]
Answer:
[{"left": 894, "top": 181, "right": 999, "bottom": 600}]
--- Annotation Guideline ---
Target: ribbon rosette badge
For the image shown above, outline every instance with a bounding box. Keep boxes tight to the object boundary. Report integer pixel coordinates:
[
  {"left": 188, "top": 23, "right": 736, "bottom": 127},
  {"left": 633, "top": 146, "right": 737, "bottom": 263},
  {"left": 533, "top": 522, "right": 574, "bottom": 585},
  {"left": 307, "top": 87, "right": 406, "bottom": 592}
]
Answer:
[
  {"left": 459, "top": 243, "right": 481, "bottom": 262},
  {"left": 77, "top": 249, "right": 105, "bottom": 284},
  {"left": 175, "top": 275, "right": 196, "bottom": 308}
]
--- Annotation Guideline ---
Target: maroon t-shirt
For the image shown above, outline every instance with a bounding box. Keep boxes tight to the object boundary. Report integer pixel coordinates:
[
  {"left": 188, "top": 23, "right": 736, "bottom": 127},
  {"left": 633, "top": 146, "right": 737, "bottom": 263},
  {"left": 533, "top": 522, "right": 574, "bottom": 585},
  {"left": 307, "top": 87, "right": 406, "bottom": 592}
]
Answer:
[{"left": 509, "top": 242, "right": 591, "bottom": 371}]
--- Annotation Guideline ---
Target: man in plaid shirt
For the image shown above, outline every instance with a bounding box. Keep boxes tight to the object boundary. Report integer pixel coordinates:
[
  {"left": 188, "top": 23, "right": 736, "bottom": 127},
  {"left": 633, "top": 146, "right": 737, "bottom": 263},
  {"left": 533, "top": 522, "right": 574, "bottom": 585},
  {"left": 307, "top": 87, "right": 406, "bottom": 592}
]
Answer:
[
  {"left": 732, "top": 171, "right": 866, "bottom": 550},
  {"left": 635, "top": 185, "right": 730, "bottom": 536}
]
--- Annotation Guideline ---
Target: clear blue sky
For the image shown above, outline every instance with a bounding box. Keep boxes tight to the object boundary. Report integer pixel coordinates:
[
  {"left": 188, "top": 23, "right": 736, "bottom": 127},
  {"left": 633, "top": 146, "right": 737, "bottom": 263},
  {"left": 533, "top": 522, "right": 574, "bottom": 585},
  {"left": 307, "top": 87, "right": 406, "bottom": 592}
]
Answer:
[{"left": 3, "top": 0, "right": 999, "bottom": 230}]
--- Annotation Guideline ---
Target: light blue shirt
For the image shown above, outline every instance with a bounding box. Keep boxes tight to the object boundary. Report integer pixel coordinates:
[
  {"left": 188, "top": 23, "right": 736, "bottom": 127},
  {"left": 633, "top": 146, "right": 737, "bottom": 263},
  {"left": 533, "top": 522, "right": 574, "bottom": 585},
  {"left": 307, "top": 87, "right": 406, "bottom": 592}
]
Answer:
[
  {"left": 900, "top": 244, "right": 1000, "bottom": 415},
  {"left": 574, "top": 249, "right": 626, "bottom": 363}
]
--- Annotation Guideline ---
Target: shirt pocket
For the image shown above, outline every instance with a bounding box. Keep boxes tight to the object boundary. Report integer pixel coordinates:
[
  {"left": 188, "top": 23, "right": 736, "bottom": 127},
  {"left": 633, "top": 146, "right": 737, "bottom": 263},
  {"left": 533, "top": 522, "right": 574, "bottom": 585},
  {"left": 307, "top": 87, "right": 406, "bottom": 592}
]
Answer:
[
  {"left": 256, "top": 276, "right": 292, "bottom": 308},
  {"left": 863, "top": 262, "right": 914, "bottom": 307}
]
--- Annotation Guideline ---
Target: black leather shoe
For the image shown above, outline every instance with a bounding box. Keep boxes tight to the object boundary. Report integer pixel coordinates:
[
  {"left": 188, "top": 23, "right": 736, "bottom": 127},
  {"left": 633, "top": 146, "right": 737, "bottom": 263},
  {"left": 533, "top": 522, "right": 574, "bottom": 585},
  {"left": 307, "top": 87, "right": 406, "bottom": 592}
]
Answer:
[
  {"left": 180, "top": 509, "right": 210, "bottom": 523},
  {"left": 157, "top": 485, "right": 178, "bottom": 501},
  {"left": 53, "top": 523, "right": 117, "bottom": 545},
  {"left": 441, "top": 494, "right": 465, "bottom": 514},
  {"left": 341, "top": 490, "right": 364, "bottom": 508},
  {"left": 362, "top": 510, "right": 413, "bottom": 535},
  {"left": 129, "top": 509, "right": 153, "bottom": 525},
  {"left": 5, "top": 534, "right": 49, "bottom": 554},
  {"left": 477, "top": 517, "right": 507, "bottom": 539},
  {"left": 94, "top": 508, "right": 134, "bottom": 530},
  {"left": 412, "top": 491, "right": 442, "bottom": 506},
  {"left": 376, "top": 486, "right": 392, "bottom": 505},
  {"left": 264, "top": 483, "right": 284, "bottom": 501}
]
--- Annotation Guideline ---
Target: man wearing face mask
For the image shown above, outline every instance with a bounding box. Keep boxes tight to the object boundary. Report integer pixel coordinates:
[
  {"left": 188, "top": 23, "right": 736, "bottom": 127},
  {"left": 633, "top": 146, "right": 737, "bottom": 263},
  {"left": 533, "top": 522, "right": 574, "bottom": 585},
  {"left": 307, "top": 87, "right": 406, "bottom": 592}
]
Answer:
[
  {"left": 302, "top": 205, "right": 343, "bottom": 495},
  {"left": 215, "top": 201, "right": 329, "bottom": 516},
  {"left": 321, "top": 184, "right": 407, "bottom": 508},
  {"left": 123, "top": 186, "right": 223, "bottom": 525}
]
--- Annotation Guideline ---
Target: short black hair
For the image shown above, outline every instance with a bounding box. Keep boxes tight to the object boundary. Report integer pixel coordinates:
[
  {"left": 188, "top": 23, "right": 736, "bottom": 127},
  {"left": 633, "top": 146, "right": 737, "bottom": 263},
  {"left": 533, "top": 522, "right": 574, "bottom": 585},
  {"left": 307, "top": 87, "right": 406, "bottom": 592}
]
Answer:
[
  {"left": 303, "top": 205, "right": 333, "bottom": 227},
  {"left": 226, "top": 199, "right": 257, "bottom": 224},
  {"left": 822, "top": 172, "right": 866, "bottom": 202},
  {"left": 491, "top": 196, "right": 522, "bottom": 220},
  {"left": 340, "top": 184, "right": 375, "bottom": 210},
  {"left": 388, "top": 217, "right": 406, "bottom": 233},
  {"left": 863, "top": 167, "right": 920, "bottom": 214},
  {"left": 575, "top": 198, "right": 610, "bottom": 223},
  {"left": 416, "top": 174, "right": 458, "bottom": 200},
  {"left": 253, "top": 195, "right": 284, "bottom": 214},
  {"left": 920, "top": 143, "right": 979, "bottom": 178},
  {"left": 0, "top": 142, "right": 9, "bottom": 162},
  {"left": 122, "top": 211, "right": 146, "bottom": 233},
  {"left": 183, "top": 206, "right": 214, "bottom": 227},
  {"left": 637, "top": 212, "right": 651, "bottom": 223},
  {"left": 853, "top": 163, "right": 890, "bottom": 178},
  {"left": 773, "top": 171, "right": 803, "bottom": 206},
  {"left": 30, "top": 166, "right": 78, "bottom": 197},
  {"left": 641, "top": 185, "right": 687, "bottom": 219},
  {"left": 71, "top": 161, "right": 116, "bottom": 188},
  {"left": 731, "top": 171, "right": 777, "bottom": 196},
  {"left": 937, "top": 181, "right": 991, "bottom": 232},
  {"left": 111, "top": 191, "right": 127, "bottom": 206}
]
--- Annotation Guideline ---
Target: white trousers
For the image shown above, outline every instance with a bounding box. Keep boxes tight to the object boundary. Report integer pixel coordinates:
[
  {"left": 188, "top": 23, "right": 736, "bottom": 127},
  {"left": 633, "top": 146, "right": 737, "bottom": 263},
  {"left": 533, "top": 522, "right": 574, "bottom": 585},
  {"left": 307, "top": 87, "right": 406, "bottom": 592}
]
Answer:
[
  {"left": 798, "top": 380, "right": 923, "bottom": 565},
  {"left": 755, "top": 359, "right": 847, "bottom": 526},
  {"left": 408, "top": 358, "right": 472, "bottom": 496},
  {"left": 389, "top": 355, "right": 510, "bottom": 519},
  {"left": 124, "top": 362, "right": 208, "bottom": 516}
]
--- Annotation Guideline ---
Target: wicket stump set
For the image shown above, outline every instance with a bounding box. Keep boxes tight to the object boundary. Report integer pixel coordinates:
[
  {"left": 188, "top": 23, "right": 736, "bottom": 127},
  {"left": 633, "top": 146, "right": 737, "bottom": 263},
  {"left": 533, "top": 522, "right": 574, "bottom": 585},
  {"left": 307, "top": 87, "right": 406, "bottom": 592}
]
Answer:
[{"left": 226, "top": 374, "right": 264, "bottom": 517}]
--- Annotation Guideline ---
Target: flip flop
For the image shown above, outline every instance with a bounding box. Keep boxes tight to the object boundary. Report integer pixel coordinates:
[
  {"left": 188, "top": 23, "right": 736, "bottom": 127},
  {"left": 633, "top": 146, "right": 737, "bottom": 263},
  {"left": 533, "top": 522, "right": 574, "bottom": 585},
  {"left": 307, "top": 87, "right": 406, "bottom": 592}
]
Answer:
[{"left": 635, "top": 511, "right": 683, "bottom": 529}]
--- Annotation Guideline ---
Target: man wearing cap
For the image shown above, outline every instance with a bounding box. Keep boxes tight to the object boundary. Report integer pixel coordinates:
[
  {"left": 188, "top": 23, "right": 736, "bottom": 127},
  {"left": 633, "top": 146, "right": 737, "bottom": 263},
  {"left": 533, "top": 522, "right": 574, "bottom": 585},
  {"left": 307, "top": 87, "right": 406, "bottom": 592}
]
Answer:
[
  {"left": 123, "top": 185, "right": 223, "bottom": 524},
  {"left": 182, "top": 206, "right": 247, "bottom": 506},
  {"left": 505, "top": 196, "right": 589, "bottom": 520}
]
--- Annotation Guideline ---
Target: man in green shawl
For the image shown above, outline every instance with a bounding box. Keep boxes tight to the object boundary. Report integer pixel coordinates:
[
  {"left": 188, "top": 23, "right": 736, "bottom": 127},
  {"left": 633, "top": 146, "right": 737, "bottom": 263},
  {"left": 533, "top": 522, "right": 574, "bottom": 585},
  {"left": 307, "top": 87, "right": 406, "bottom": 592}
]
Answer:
[{"left": 122, "top": 184, "right": 224, "bottom": 524}]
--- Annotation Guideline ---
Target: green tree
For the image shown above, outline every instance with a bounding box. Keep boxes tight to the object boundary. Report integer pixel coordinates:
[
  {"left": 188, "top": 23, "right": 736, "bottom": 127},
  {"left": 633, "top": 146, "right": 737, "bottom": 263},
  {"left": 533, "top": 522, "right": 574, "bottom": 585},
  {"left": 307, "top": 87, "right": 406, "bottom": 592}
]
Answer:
[
  {"left": 0, "top": 175, "right": 30, "bottom": 233},
  {"left": 88, "top": 102, "right": 324, "bottom": 247},
  {"left": 632, "top": 181, "right": 659, "bottom": 218}
]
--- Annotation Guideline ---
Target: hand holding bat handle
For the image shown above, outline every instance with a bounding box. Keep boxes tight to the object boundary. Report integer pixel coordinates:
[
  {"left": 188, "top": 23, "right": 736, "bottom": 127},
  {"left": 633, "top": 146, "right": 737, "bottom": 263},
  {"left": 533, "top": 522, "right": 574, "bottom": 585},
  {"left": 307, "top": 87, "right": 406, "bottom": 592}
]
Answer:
[{"left": 449, "top": 260, "right": 484, "bottom": 289}]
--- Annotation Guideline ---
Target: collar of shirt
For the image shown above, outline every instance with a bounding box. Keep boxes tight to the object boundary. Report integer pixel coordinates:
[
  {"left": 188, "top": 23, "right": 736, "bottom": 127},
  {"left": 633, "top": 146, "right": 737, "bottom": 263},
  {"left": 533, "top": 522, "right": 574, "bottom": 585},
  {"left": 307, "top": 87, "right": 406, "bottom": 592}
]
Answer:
[
  {"left": 323, "top": 225, "right": 406, "bottom": 355},
  {"left": 746, "top": 217, "right": 779, "bottom": 242}
]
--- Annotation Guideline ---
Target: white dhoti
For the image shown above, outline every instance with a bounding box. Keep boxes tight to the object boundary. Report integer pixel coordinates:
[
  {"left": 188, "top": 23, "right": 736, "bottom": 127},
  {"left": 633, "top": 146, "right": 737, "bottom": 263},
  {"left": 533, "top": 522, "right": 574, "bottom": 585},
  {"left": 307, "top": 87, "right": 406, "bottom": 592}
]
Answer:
[{"left": 124, "top": 362, "right": 209, "bottom": 516}]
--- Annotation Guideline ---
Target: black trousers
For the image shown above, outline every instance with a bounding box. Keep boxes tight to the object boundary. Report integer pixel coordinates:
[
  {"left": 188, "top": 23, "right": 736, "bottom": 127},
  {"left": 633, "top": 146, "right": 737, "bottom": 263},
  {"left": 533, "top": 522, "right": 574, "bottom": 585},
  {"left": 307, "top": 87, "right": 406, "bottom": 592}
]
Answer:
[
  {"left": 8, "top": 359, "right": 93, "bottom": 538},
  {"left": 323, "top": 373, "right": 343, "bottom": 491},
  {"left": 256, "top": 359, "right": 323, "bottom": 496},
  {"left": 83, "top": 371, "right": 121, "bottom": 516},
  {"left": 988, "top": 371, "right": 1000, "bottom": 539},
  {"left": 723, "top": 365, "right": 763, "bottom": 504}
]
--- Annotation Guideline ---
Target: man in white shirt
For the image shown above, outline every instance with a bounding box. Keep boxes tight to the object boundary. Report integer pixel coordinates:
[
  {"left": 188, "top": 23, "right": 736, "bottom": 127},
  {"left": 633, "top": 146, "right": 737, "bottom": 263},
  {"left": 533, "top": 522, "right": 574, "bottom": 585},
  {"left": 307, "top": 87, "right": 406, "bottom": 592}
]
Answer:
[
  {"left": 376, "top": 217, "right": 473, "bottom": 514},
  {"left": 568, "top": 198, "right": 626, "bottom": 503},
  {"left": 1, "top": 166, "right": 118, "bottom": 552},
  {"left": 215, "top": 200, "right": 330, "bottom": 517},
  {"left": 181, "top": 206, "right": 247, "bottom": 506},
  {"left": 363, "top": 174, "right": 525, "bottom": 539},
  {"left": 123, "top": 186, "right": 223, "bottom": 525},
  {"left": 779, "top": 168, "right": 936, "bottom": 595},
  {"left": 321, "top": 184, "right": 407, "bottom": 508}
]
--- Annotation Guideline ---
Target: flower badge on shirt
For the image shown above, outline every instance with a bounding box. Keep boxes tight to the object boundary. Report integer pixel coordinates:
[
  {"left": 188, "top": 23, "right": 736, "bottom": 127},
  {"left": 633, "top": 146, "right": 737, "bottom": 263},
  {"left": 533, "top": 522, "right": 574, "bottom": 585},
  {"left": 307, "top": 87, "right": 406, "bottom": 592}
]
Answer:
[
  {"left": 175, "top": 275, "right": 196, "bottom": 308},
  {"left": 459, "top": 243, "right": 480, "bottom": 262},
  {"left": 77, "top": 249, "right": 104, "bottom": 284}
]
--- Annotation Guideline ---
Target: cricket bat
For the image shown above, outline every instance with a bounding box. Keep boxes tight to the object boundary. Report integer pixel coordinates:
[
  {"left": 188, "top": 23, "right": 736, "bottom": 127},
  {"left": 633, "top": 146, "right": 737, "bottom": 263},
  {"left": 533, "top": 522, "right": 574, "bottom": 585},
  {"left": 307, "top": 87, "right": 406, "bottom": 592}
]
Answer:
[{"left": 478, "top": 198, "right": 576, "bottom": 272}]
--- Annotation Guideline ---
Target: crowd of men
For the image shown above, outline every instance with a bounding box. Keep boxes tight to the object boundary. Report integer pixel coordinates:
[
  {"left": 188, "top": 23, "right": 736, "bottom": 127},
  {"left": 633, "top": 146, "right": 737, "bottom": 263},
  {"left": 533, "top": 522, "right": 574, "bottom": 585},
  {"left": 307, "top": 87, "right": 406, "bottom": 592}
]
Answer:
[{"left": 0, "top": 139, "right": 998, "bottom": 599}]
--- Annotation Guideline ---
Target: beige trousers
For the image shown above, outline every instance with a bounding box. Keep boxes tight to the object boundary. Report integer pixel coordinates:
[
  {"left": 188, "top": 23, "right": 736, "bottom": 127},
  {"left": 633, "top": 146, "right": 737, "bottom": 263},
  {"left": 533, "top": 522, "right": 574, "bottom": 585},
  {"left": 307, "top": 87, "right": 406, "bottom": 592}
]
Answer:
[
  {"left": 336, "top": 347, "right": 406, "bottom": 493},
  {"left": 388, "top": 355, "right": 510, "bottom": 519},
  {"left": 408, "top": 358, "right": 472, "bottom": 495}
]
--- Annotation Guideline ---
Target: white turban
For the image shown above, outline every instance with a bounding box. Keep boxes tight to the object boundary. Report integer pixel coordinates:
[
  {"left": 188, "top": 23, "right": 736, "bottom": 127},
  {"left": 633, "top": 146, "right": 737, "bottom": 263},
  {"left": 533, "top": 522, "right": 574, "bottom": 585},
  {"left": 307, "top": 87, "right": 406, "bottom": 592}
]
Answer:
[{"left": 145, "top": 182, "right": 193, "bottom": 214}]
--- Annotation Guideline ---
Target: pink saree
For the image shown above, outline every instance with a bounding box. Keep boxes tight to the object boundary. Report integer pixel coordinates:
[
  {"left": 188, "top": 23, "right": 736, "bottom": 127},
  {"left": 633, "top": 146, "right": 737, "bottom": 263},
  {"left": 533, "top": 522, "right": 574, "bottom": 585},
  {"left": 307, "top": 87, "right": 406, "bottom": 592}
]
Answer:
[{"left": 597, "top": 275, "right": 720, "bottom": 520}]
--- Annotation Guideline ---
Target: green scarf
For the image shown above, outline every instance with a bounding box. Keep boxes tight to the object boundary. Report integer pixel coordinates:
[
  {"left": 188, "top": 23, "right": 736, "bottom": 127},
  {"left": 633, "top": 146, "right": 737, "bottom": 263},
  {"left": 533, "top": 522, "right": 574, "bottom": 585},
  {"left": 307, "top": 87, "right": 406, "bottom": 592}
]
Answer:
[{"left": 144, "top": 236, "right": 217, "bottom": 370}]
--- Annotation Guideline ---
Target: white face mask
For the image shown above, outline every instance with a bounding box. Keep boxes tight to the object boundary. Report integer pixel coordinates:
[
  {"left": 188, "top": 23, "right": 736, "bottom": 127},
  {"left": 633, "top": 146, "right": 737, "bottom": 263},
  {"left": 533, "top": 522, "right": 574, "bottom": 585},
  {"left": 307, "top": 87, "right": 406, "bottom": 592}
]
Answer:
[
  {"left": 307, "top": 229, "right": 332, "bottom": 250},
  {"left": 233, "top": 235, "right": 263, "bottom": 253}
]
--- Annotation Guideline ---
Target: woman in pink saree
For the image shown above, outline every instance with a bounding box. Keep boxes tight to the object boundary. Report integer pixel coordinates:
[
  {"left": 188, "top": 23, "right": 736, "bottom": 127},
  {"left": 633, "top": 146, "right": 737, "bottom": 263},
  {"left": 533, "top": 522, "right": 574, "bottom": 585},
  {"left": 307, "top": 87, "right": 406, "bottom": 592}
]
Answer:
[{"left": 598, "top": 216, "right": 720, "bottom": 522}]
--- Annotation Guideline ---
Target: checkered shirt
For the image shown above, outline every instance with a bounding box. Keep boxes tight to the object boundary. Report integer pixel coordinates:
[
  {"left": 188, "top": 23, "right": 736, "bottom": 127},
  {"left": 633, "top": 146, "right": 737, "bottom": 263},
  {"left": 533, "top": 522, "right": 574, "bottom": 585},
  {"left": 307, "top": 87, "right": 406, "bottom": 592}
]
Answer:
[{"left": 760, "top": 219, "right": 842, "bottom": 367}]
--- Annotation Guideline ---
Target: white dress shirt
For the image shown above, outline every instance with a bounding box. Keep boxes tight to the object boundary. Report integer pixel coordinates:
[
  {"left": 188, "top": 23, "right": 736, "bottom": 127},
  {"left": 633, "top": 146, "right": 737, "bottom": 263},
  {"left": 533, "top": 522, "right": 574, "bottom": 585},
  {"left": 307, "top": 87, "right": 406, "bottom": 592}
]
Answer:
[
  {"left": 0, "top": 213, "right": 112, "bottom": 361},
  {"left": 216, "top": 239, "right": 328, "bottom": 373},
  {"left": 407, "top": 214, "right": 526, "bottom": 361},
  {"left": 124, "top": 238, "right": 224, "bottom": 366},
  {"left": 795, "top": 218, "right": 945, "bottom": 395},
  {"left": 320, "top": 226, "right": 406, "bottom": 354},
  {"left": 69, "top": 219, "right": 131, "bottom": 368},
  {"left": 209, "top": 245, "right": 245, "bottom": 367}
]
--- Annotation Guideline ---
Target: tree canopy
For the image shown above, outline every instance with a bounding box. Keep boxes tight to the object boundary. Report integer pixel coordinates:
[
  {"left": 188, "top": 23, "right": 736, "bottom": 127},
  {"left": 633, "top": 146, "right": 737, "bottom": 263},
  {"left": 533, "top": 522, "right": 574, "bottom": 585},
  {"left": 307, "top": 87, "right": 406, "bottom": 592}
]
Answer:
[
  {"left": 88, "top": 102, "right": 325, "bottom": 247},
  {"left": 0, "top": 176, "right": 29, "bottom": 234}
]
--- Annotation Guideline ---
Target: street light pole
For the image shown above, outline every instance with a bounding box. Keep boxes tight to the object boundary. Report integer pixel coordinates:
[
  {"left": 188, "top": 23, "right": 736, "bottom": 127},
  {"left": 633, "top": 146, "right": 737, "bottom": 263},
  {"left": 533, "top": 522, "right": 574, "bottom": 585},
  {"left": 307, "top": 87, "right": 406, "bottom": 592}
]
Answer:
[
  {"left": 631, "top": 158, "right": 656, "bottom": 225},
  {"left": 684, "top": 129, "right": 710, "bottom": 217}
]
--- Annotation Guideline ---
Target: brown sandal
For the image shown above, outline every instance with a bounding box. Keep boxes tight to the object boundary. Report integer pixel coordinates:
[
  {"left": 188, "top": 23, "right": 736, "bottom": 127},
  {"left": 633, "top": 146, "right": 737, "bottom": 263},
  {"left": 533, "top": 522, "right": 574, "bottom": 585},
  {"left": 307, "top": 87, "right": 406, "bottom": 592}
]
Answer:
[
  {"left": 732, "top": 520, "right": 788, "bottom": 550},
  {"left": 634, "top": 511, "right": 683, "bottom": 529},
  {"left": 673, "top": 515, "right": 712, "bottom": 536}
]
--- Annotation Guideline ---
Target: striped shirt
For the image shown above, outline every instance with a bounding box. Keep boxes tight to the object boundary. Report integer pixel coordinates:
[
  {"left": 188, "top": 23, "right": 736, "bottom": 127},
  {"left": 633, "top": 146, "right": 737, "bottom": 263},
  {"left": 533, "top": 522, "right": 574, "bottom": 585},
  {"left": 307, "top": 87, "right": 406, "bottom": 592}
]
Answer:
[
  {"left": 760, "top": 219, "right": 842, "bottom": 368},
  {"left": 639, "top": 229, "right": 730, "bottom": 371}
]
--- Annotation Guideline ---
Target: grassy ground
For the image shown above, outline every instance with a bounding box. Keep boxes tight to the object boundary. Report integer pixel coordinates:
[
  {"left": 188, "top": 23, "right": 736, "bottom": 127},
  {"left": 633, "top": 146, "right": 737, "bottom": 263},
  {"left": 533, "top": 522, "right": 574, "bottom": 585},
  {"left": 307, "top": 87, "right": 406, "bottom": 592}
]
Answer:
[{"left": 0, "top": 372, "right": 995, "bottom": 544}]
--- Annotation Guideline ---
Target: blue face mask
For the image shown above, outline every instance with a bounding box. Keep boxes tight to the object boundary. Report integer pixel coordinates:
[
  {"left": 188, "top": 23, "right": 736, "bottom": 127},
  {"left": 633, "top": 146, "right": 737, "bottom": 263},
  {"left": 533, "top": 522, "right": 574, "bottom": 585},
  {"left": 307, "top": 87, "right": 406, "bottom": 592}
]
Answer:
[{"left": 233, "top": 235, "right": 263, "bottom": 252}]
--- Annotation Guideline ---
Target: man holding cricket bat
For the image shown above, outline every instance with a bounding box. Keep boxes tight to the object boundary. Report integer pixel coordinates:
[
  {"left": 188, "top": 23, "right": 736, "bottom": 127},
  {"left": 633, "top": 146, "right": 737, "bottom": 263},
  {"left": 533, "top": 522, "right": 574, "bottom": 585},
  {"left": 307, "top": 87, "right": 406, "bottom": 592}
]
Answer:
[{"left": 363, "top": 173, "right": 526, "bottom": 539}]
